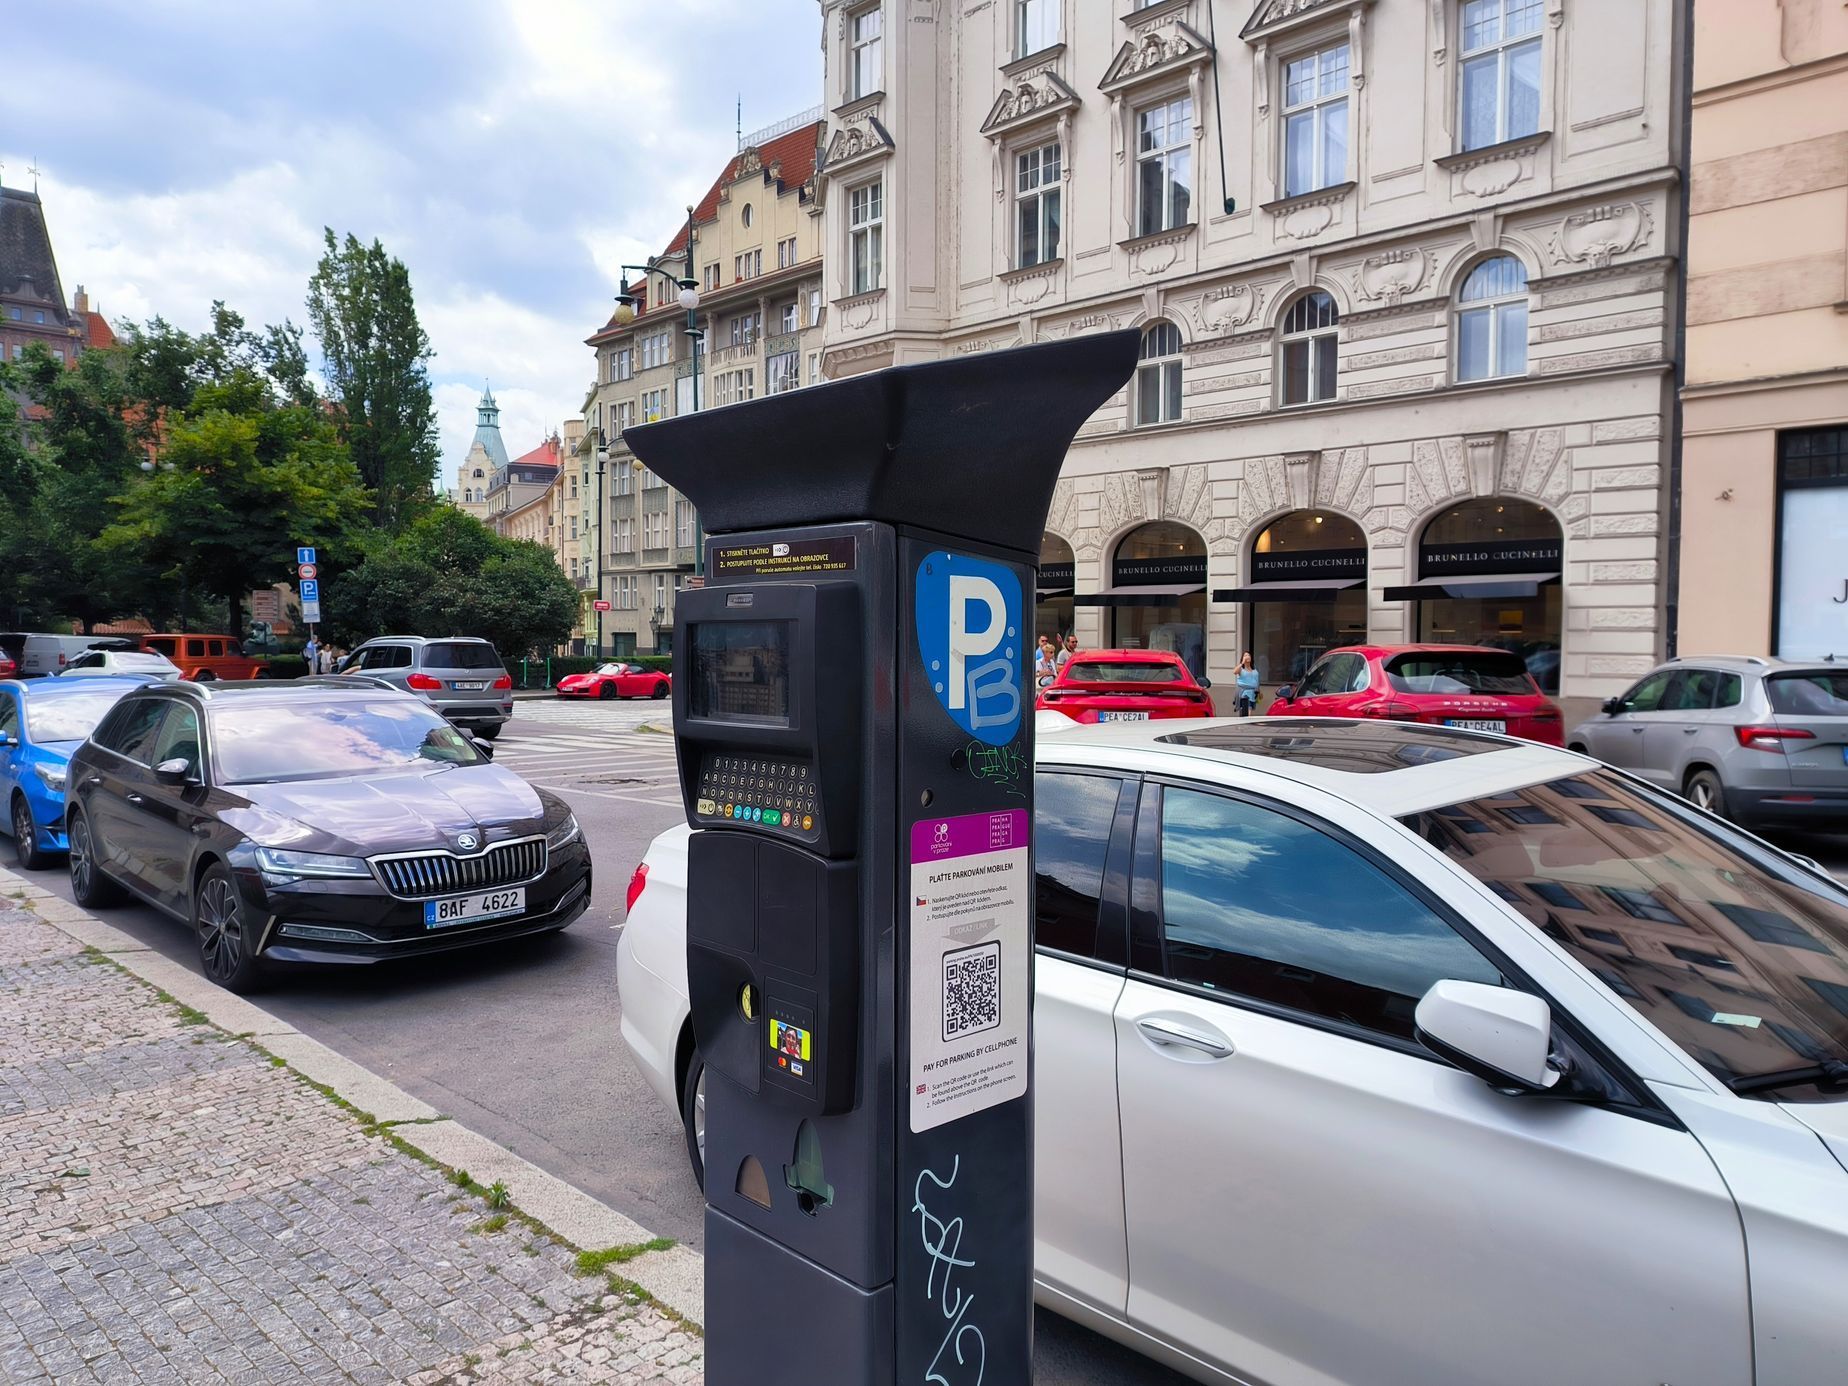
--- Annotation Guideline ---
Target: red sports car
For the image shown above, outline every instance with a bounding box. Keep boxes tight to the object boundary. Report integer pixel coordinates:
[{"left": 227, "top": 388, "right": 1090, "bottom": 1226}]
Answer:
[
  {"left": 556, "top": 662, "right": 672, "bottom": 701},
  {"left": 1035, "top": 648, "right": 1213, "bottom": 724},
  {"left": 1267, "top": 644, "right": 1564, "bottom": 745}
]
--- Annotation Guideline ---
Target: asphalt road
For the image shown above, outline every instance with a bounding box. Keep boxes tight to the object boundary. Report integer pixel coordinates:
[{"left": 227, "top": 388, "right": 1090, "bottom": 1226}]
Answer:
[{"left": 28, "top": 696, "right": 1185, "bottom": 1385}]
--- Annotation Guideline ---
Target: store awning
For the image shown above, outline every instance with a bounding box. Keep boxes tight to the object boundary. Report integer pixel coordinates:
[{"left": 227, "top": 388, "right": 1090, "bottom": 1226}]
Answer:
[
  {"left": 1036, "top": 586, "right": 1074, "bottom": 599},
  {"left": 1074, "top": 583, "right": 1206, "bottom": 607},
  {"left": 1381, "top": 572, "right": 1560, "bottom": 602},
  {"left": 1213, "top": 578, "right": 1365, "bottom": 603}
]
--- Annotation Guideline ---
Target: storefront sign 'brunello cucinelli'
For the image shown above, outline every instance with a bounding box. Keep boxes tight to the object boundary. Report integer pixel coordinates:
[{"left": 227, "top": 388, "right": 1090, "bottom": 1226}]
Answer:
[
  {"left": 1420, "top": 538, "right": 1563, "bottom": 578},
  {"left": 1111, "top": 554, "right": 1208, "bottom": 585},
  {"left": 1247, "top": 548, "right": 1368, "bottom": 582}
]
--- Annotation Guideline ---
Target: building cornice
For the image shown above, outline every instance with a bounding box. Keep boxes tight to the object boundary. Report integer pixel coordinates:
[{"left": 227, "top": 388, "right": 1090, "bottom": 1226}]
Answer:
[
  {"left": 1432, "top": 130, "right": 1553, "bottom": 172},
  {"left": 1681, "top": 365, "right": 1848, "bottom": 402},
  {"left": 1240, "top": 0, "right": 1374, "bottom": 44},
  {"left": 1692, "top": 50, "right": 1848, "bottom": 108},
  {"left": 1098, "top": 21, "right": 1214, "bottom": 98},
  {"left": 1001, "top": 41, "right": 1066, "bottom": 79}
]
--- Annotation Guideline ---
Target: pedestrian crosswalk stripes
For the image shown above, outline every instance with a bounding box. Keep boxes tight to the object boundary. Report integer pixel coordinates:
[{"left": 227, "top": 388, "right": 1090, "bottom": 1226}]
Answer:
[{"left": 493, "top": 701, "right": 685, "bottom": 809}]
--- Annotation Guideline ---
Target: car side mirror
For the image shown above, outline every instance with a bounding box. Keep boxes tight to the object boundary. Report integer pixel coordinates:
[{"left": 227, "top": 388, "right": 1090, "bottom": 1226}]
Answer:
[
  {"left": 0, "top": 730, "right": 10, "bottom": 746},
  {"left": 1275, "top": 684, "right": 1295, "bottom": 703},
  {"left": 471, "top": 736, "right": 495, "bottom": 761},
  {"left": 153, "top": 757, "right": 194, "bottom": 786},
  {"left": 1601, "top": 697, "right": 1625, "bottom": 716},
  {"left": 1414, "top": 980, "right": 1562, "bottom": 1095}
]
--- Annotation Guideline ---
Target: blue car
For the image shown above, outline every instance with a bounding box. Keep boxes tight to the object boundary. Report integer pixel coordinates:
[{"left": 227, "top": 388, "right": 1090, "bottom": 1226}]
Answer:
[{"left": 0, "top": 676, "right": 155, "bottom": 869}]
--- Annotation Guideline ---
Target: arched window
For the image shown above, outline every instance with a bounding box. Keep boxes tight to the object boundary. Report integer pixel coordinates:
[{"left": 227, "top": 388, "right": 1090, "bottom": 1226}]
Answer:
[
  {"left": 1137, "top": 321, "right": 1183, "bottom": 426},
  {"left": 1279, "top": 291, "right": 1338, "bottom": 405},
  {"left": 1456, "top": 255, "right": 1529, "bottom": 381}
]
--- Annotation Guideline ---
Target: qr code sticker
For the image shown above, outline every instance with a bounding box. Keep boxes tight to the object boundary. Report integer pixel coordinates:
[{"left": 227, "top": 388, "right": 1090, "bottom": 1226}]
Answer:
[{"left": 942, "top": 941, "right": 1002, "bottom": 1042}]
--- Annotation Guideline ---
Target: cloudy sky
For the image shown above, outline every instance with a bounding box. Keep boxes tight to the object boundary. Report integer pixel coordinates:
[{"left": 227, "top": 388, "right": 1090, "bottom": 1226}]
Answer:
[{"left": 3, "top": 0, "right": 822, "bottom": 471}]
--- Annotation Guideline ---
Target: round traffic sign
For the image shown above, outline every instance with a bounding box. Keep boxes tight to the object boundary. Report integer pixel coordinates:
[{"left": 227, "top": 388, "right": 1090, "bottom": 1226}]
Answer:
[{"left": 297, "top": 562, "right": 318, "bottom": 579}]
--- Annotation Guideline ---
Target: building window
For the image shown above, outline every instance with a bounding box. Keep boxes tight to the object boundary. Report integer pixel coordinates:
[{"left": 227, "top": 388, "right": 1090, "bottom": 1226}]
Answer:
[
  {"left": 1455, "top": 255, "right": 1529, "bottom": 381},
  {"left": 1460, "top": 0, "right": 1543, "bottom": 151},
  {"left": 1279, "top": 290, "right": 1339, "bottom": 405},
  {"left": 615, "top": 517, "right": 635, "bottom": 553},
  {"left": 779, "top": 302, "right": 799, "bottom": 334},
  {"left": 778, "top": 236, "right": 798, "bottom": 269},
  {"left": 734, "top": 249, "right": 763, "bottom": 281},
  {"left": 568, "top": 515, "right": 578, "bottom": 540},
  {"left": 1017, "top": 0, "right": 1057, "bottom": 57},
  {"left": 616, "top": 401, "right": 636, "bottom": 433},
  {"left": 33, "top": 310, "right": 45, "bottom": 324},
  {"left": 1775, "top": 426, "right": 1848, "bottom": 659},
  {"left": 643, "top": 387, "right": 670, "bottom": 421},
  {"left": 767, "top": 351, "right": 800, "bottom": 395},
  {"left": 850, "top": 6, "right": 882, "bottom": 99},
  {"left": 729, "top": 310, "right": 762, "bottom": 348},
  {"left": 1015, "top": 142, "right": 1062, "bottom": 268},
  {"left": 849, "top": 181, "right": 884, "bottom": 294},
  {"left": 644, "top": 465, "right": 666, "bottom": 489},
  {"left": 703, "top": 263, "right": 721, "bottom": 292},
  {"left": 611, "top": 346, "right": 633, "bottom": 382},
  {"left": 741, "top": 203, "right": 754, "bottom": 229},
  {"left": 1135, "top": 95, "right": 1193, "bottom": 237},
  {"left": 808, "top": 287, "right": 824, "bottom": 326},
  {"left": 569, "top": 475, "right": 578, "bottom": 499},
  {"left": 808, "top": 351, "right": 823, "bottom": 385},
  {"left": 1282, "top": 42, "right": 1349, "bottom": 197},
  {"left": 640, "top": 331, "right": 672, "bottom": 369},
  {"left": 675, "top": 500, "right": 696, "bottom": 548},
  {"left": 714, "top": 369, "right": 757, "bottom": 406},
  {"left": 1136, "top": 321, "right": 1182, "bottom": 427}
]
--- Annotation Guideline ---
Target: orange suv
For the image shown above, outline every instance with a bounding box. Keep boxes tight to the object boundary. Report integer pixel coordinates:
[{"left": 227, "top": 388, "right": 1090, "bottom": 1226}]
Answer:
[{"left": 139, "top": 634, "right": 268, "bottom": 681}]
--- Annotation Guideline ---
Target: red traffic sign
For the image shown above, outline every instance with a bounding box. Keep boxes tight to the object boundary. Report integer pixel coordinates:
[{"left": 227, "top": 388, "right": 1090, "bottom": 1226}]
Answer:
[
  {"left": 297, "top": 562, "right": 318, "bottom": 579},
  {"left": 593, "top": 599, "right": 612, "bottom": 611},
  {"left": 683, "top": 576, "right": 706, "bottom": 589}
]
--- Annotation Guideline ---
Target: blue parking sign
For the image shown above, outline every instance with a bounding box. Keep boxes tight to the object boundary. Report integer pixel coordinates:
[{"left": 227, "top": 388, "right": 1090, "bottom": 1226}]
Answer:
[
  {"left": 299, "top": 578, "right": 320, "bottom": 602},
  {"left": 296, "top": 546, "right": 317, "bottom": 566}
]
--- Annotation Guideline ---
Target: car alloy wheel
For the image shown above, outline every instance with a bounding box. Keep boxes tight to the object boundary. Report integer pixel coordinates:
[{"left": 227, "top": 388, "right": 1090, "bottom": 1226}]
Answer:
[
  {"left": 194, "top": 865, "right": 260, "bottom": 992},
  {"left": 1686, "top": 768, "right": 1728, "bottom": 820},
  {"left": 68, "top": 812, "right": 121, "bottom": 907},
  {"left": 12, "top": 795, "right": 45, "bottom": 871},
  {"left": 652, "top": 681, "right": 669, "bottom": 700},
  {"left": 681, "top": 1052, "right": 707, "bottom": 1191},
  {"left": 599, "top": 682, "right": 616, "bottom": 700}
]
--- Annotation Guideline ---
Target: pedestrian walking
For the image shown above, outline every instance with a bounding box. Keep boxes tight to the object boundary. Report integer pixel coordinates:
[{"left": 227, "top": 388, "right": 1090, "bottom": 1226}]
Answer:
[
  {"left": 302, "top": 633, "right": 319, "bottom": 672},
  {"left": 1235, "top": 651, "right": 1261, "bottom": 717},
  {"left": 1057, "top": 633, "right": 1078, "bottom": 671},
  {"left": 1036, "top": 637, "right": 1059, "bottom": 688}
]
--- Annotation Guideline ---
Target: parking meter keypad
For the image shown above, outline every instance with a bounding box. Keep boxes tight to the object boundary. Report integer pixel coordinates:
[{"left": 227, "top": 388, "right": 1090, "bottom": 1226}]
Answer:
[{"left": 696, "top": 752, "right": 819, "bottom": 836}]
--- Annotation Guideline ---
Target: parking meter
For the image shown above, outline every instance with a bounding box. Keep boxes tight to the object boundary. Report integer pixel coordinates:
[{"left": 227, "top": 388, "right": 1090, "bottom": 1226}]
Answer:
[{"left": 627, "top": 330, "right": 1138, "bottom": 1385}]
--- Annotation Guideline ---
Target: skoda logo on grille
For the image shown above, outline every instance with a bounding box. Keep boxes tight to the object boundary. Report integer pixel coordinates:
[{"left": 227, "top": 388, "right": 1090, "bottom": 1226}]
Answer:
[{"left": 456, "top": 832, "right": 479, "bottom": 851}]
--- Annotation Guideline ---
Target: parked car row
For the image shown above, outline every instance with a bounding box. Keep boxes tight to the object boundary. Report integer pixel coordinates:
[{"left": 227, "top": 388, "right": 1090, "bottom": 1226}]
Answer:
[
  {"left": 0, "top": 630, "right": 265, "bottom": 681},
  {"left": 618, "top": 715, "right": 1848, "bottom": 1386}
]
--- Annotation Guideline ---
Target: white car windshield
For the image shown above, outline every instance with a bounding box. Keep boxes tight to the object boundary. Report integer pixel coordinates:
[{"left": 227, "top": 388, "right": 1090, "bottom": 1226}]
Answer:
[{"left": 1403, "top": 770, "right": 1848, "bottom": 1101}]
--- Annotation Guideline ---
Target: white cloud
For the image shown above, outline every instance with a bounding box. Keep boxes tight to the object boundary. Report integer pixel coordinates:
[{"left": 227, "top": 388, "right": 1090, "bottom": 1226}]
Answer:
[{"left": 3, "top": 0, "right": 821, "bottom": 491}]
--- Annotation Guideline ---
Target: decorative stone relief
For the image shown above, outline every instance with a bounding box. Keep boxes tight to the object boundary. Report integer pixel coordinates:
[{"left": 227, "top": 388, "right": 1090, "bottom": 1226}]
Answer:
[
  {"left": 1006, "top": 265, "right": 1058, "bottom": 306},
  {"left": 979, "top": 72, "right": 1082, "bottom": 139},
  {"left": 1279, "top": 201, "right": 1337, "bottom": 241},
  {"left": 1353, "top": 247, "right": 1434, "bottom": 307},
  {"left": 1187, "top": 283, "right": 1262, "bottom": 337},
  {"left": 1464, "top": 433, "right": 1505, "bottom": 498},
  {"left": 1039, "top": 308, "right": 1128, "bottom": 340},
  {"left": 1284, "top": 452, "right": 1320, "bottom": 511},
  {"left": 1548, "top": 202, "right": 1654, "bottom": 271},
  {"left": 1100, "top": 23, "right": 1211, "bottom": 93},
  {"left": 822, "top": 115, "right": 894, "bottom": 175},
  {"left": 1132, "top": 233, "right": 1188, "bottom": 276}
]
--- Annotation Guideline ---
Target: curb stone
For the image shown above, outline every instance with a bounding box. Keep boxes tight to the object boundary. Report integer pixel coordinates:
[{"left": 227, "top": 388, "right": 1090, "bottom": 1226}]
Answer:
[{"left": 0, "top": 859, "right": 705, "bottom": 1328}]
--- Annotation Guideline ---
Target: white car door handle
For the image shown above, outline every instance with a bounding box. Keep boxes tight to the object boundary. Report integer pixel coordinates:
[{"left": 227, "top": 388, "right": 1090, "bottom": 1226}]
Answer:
[{"left": 1136, "top": 1017, "right": 1234, "bottom": 1058}]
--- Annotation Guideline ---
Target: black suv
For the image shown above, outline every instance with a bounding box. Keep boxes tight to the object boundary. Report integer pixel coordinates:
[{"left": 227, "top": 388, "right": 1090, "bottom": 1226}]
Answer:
[{"left": 66, "top": 681, "right": 590, "bottom": 991}]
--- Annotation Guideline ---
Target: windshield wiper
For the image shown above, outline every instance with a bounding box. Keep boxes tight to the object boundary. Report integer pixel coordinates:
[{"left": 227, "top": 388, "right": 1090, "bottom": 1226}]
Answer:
[{"left": 1727, "top": 1060, "right": 1848, "bottom": 1095}]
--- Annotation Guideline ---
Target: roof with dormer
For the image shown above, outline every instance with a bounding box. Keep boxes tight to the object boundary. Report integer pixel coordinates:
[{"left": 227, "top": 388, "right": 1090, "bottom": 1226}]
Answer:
[{"left": 0, "top": 188, "right": 75, "bottom": 325}]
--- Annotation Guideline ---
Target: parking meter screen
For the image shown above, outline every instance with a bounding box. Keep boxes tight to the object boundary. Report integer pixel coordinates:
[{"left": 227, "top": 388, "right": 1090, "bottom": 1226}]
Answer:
[{"left": 690, "top": 621, "right": 791, "bottom": 726}]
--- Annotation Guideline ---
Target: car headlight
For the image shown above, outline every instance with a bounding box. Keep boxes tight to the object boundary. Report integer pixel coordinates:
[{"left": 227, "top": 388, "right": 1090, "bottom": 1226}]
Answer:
[
  {"left": 253, "top": 847, "right": 372, "bottom": 884},
  {"left": 546, "top": 814, "right": 582, "bottom": 850},
  {"left": 32, "top": 762, "right": 67, "bottom": 793}
]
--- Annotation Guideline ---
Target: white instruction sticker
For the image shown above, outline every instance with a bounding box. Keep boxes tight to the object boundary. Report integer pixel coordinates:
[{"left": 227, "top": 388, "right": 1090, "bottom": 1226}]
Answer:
[{"left": 908, "top": 809, "right": 1030, "bottom": 1133}]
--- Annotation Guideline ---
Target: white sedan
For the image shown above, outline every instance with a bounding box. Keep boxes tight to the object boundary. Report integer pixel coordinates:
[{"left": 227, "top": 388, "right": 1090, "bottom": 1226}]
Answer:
[
  {"left": 56, "top": 648, "right": 181, "bottom": 680},
  {"left": 616, "top": 716, "right": 1848, "bottom": 1386}
]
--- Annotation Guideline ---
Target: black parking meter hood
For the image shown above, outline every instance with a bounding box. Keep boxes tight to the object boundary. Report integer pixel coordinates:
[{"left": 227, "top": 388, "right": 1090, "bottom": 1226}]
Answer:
[{"left": 624, "top": 329, "right": 1140, "bottom": 554}]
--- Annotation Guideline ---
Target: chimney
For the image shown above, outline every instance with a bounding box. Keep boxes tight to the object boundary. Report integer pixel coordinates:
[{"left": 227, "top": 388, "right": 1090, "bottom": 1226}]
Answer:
[{"left": 72, "top": 284, "right": 88, "bottom": 315}]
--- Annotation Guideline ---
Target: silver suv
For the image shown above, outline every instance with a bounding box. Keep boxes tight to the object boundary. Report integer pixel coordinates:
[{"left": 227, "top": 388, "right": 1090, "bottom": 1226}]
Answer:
[
  {"left": 1568, "top": 656, "right": 1848, "bottom": 829},
  {"left": 339, "top": 636, "right": 513, "bottom": 739}
]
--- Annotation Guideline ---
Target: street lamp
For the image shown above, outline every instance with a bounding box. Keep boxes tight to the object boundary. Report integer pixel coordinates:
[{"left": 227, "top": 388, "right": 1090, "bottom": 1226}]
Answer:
[
  {"left": 611, "top": 208, "right": 708, "bottom": 579},
  {"left": 594, "top": 428, "right": 609, "bottom": 658},
  {"left": 650, "top": 600, "right": 665, "bottom": 655}
]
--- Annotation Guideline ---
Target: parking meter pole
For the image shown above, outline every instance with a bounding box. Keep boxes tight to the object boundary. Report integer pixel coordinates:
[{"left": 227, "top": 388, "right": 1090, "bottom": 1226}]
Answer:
[{"left": 627, "top": 331, "right": 1139, "bottom": 1386}]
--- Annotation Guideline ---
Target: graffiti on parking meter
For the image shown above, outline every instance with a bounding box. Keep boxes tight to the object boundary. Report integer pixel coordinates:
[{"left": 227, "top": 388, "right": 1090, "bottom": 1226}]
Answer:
[
  {"left": 916, "top": 552, "right": 1023, "bottom": 747},
  {"left": 962, "top": 739, "right": 1027, "bottom": 797}
]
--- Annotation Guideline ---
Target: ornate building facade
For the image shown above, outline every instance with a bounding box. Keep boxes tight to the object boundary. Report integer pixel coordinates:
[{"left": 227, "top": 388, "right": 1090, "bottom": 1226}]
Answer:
[
  {"left": 582, "top": 116, "right": 828, "bottom": 656},
  {"left": 815, "top": 0, "right": 1689, "bottom": 709}
]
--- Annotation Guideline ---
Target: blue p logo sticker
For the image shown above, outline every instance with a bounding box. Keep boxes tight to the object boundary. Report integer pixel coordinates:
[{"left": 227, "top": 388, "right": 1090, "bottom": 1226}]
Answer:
[{"left": 916, "top": 551, "right": 1023, "bottom": 746}]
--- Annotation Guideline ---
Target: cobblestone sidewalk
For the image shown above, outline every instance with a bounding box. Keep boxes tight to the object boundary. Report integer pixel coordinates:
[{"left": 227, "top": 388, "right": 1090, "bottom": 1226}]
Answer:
[{"left": 0, "top": 904, "right": 702, "bottom": 1384}]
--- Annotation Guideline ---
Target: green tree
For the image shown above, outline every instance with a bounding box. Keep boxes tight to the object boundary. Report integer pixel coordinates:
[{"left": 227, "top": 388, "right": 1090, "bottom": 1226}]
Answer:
[
  {"left": 305, "top": 229, "right": 440, "bottom": 532},
  {"left": 100, "top": 372, "right": 371, "bottom": 635},
  {"left": 0, "top": 343, "right": 159, "bottom": 632},
  {"left": 337, "top": 507, "right": 578, "bottom": 658}
]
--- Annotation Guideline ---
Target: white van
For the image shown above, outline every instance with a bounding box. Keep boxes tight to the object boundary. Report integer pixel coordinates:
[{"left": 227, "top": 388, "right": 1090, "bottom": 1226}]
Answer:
[{"left": 18, "top": 634, "right": 132, "bottom": 678}]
